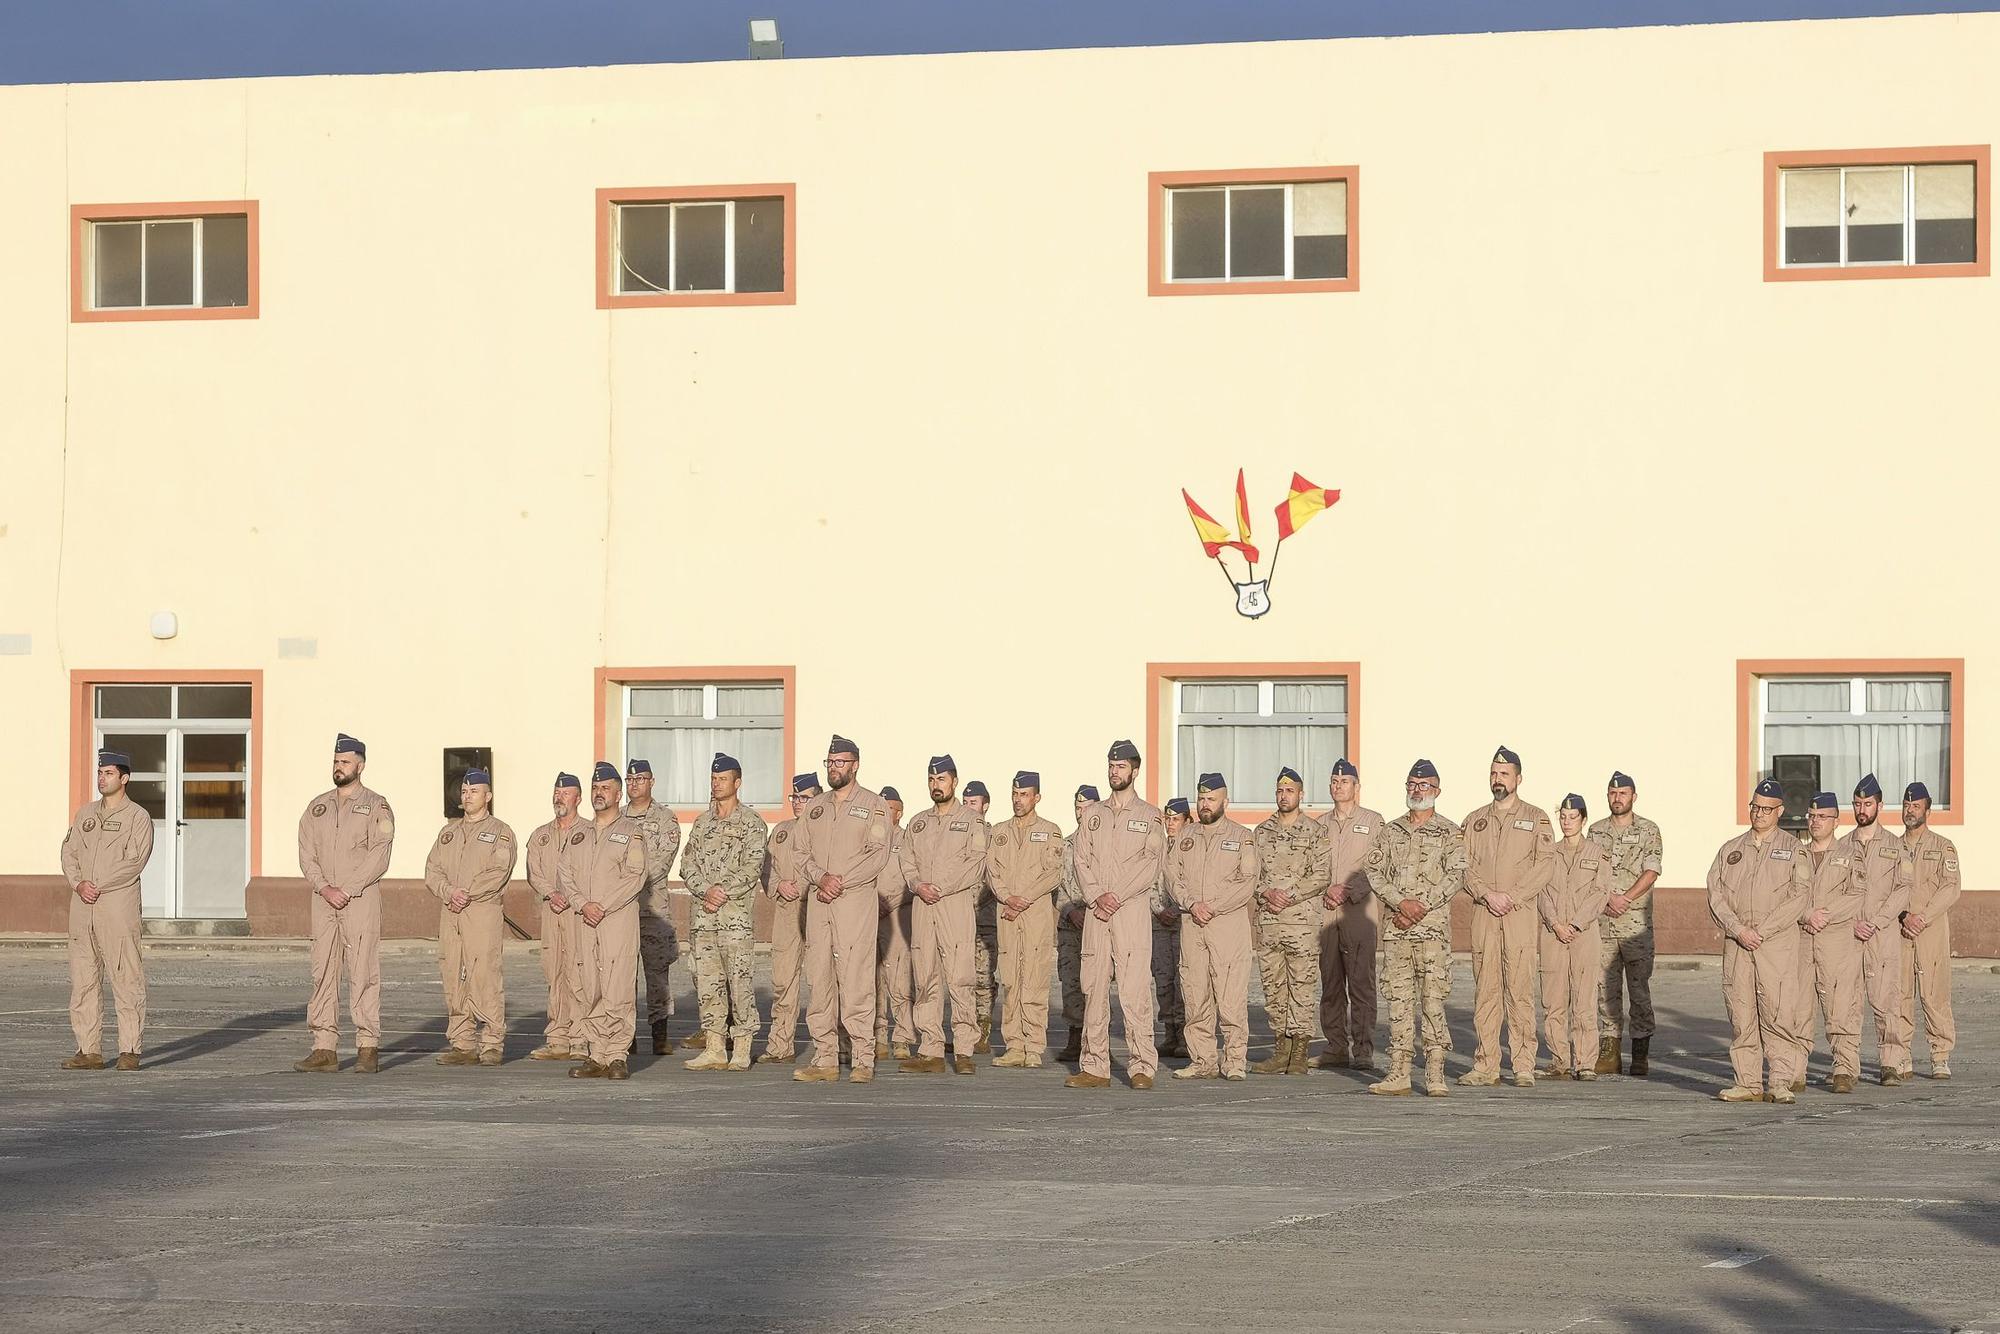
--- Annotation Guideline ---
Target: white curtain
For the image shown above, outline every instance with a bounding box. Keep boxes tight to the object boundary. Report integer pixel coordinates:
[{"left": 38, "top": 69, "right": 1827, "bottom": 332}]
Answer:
[{"left": 1177, "top": 725, "right": 1346, "bottom": 806}]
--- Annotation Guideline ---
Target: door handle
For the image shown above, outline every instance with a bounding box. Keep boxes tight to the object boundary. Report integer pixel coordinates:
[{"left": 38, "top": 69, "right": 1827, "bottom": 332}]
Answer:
[{"left": 175, "top": 821, "right": 190, "bottom": 829}]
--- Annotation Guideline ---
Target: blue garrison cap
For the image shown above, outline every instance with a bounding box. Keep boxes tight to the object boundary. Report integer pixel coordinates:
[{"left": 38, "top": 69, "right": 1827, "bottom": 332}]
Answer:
[
  {"left": 1197, "top": 772, "right": 1227, "bottom": 792},
  {"left": 711, "top": 752, "right": 740, "bottom": 775},
  {"left": 1012, "top": 770, "right": 1040, "bottom": 790},
  {"left": 791, "top": 773, "right": 819, "bottom": 794},
  {"left": 1754, "top": 778, "right": 1784, "bottom": 800},
  {"left": 1904, "top": 781, "right": 1931, "bottom": 803},
  {"left": 927, "top": 755, "right": 957, "bottom": 777},
  {"left": 1493, "top": 745, "right": 1521, "bottom": 769},
  {"left": 1107, "top": 739, "right": 1141, "bottom": 762},
  {"left": 1809, "top": 792, "right": 1839, "bottom": 811},
  {"left": 964, "top": 780, "right": 990, "bottom": 800},
  {"left": 555, "top": 772, "right": 582, "bottom": 791},
  {"left": 592, "top": 761, "right": 620, "bottom": 784},
  {"left": 96, "top": 749, "right": 133, "bottom": 774},
  {"left": 1276, "top": 766, "right": 1303, "bottom": 788},
  {"left": 334, "top": 733, "right": 366, "bottom": 759},
  {"left": 1558, "top": 793, "right": 1587, "bottom": 816},
  {"left": 1164, "top": 797, "right": 1191, "bottom": 817},
  {"left": 626, "top": 758, "right": 652, "bottom": 778},
  {"left": 1609, "top": 771, "right": 1636, "bottom": 790},
  {"left": 1331, "top": 758, "right": 1358, "bottom": 778},
  {"left": 828, "top": 734, "right": 859, "bottom": 757},
  {"left": 880, "top": 785, "right": 902, "bottom": 803},
  {"left": 1854, "top": 773, "right": 1882, "bottom": 799},
  {"left": 462, "top": 768, "right": 491, "bottom": 787},
  {"left": 1075, "top": 785, "right": 1100, "bottom": 802},
  {"left": 1408, "top": 759, "right": 1438, "bottom": 781}
]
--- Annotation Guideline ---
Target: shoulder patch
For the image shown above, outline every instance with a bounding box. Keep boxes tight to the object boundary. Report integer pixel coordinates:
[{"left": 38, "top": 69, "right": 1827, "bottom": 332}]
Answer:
[
  {"left": 1474, "top": 818, "right": 1489, "bottom": 832},
  {"left": 1089, "top": 816, "right": 1101, "bottom": 831},
  {"left": 774, "top": 829, "right": 789, "bottom": 844},
  {"left": 440, "top": 831, "right": 454, "bottom": 845},
  {"left": 1180, "top": 836, "right": 1195, "bottom": 852},
  {"left": 992, "top": 830, "right": 1008, "bottom": 847},
  {"left": 569, "top": 831, "right": 587, "bottom": 846},
  {"left": 536, "top": 832, "right": 549, "bottom": 846},
  {"left": 82, "top": 817, "right": 98, "bottom": 833},
  {"left": 809, "top": 806, "right": 824, "bottom": 820},
  {"left": 311, "top": 803, "right": 328, "bottom": 818},
  {"left": 1726, "top": 851, "right": 1742, "bottom": 865},
  {"left": 912, "top": 817, "right": 929, "bottom": 833}
]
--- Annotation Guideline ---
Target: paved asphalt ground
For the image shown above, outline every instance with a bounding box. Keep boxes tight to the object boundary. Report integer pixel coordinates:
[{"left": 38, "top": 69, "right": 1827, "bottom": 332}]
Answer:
[{"left": 1, "top": 943, "right": 1996, "bottom": 1334}]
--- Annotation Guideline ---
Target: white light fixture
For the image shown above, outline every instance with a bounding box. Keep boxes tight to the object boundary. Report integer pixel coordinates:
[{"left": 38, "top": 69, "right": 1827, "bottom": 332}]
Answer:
[
  {"left": 149, "top": 611, "right": 178, "bottom": 640},
  {"left": 748, "top": 18, "right": 782, "bottom": 59}
]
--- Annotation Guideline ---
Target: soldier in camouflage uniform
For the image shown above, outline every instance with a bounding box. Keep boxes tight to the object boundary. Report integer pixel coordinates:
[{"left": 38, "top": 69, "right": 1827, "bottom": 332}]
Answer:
[
  {"left": 963, "top": 781, "right": 999, "bottom": 1054},
  {"left": 1151, "top": 798, "right": 1190, "bottom": 1059},
  {"left": 1364, "top": 758, "right": 1465, "bottom": 1098},
  {"left": 680, "top": 753, "right": 770, "bottom": 1072},
  {"left": 1589, "top": 770, "right": 1662, "bottom": 1075},
  {"left": 621, "top": 759, "right": 684, "bottom": 1055},
  {"left": 1251, "top": 767, "right": 1332, "bottom": 1076},
  {"left": 1054, "top": 785, "right": 1096, "bottom": 1062}
]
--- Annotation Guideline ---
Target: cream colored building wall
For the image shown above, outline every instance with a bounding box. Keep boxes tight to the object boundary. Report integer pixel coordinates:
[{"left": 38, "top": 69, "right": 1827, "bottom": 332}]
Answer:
[{"left": 0, "top": 13, "right": 1993, "bottom": 891}]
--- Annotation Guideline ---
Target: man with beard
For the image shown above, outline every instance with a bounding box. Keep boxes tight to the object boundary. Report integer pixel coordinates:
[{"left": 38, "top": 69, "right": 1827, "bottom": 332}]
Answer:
[
  {"left": 1053, "top": 785, "right": 1096, "bottom": 1062},
  {"left": 1836, "top": 774, "right": 1911, "bottom": 1086},
  {"left": 1792, "top": 792, "right": 1866, "bottom": 1093},
  {"left": 1589, "top": 771, "right": 1663, "bottom": 1076},
  {"left": 758, "top": 773, "right": 822, "bottom": 1063},
  {"left": 794, "top": 735, "right": 896, "bottom": 1084},
  {"left": 1897, "top": 781, "right": 1961, "bottom": 1080},
  {"left": 423, "top": 768, "right": 517, "bottom": 1066},
  {"left": 963, "top": 780, "right": 999, "bottom": 1054},
  {"left": 1168, "top": 774, "right": 1259, "bottom": 1081},
  {"left": 987, "top": 771, "right": 1065, "bottom": 1067},
  {"left": 623, "top": 759, "right": 684, "bottom": 1056},
  {"left": 526, "top": 773, "right": 588, "bottom": 1060},
  {"left": 1151, "top": 797, "right": 1190, "bottom": 1060},
  {"left": 1707, "top": 778, "right": 1810, "bottom": 1103},
  {"left": 1316, "top": 759, "right": 1385, "bottom": 1071},
  {"left": 898, "top": 756, "right": 990, "bottom": 1074},
  {"left": 1460, "top": 745, "right": 1555, "bottom": 1088},
  {"left": 59, "top": 750, "right": 155, "bottom": 1071},
  {"left": 295, "top": 734, "right": 395, "bottom": 1074},
  {"left": 875, "top": 785, "right": 914, "bottom": 1061},
  {"left": 1363, "top": 759, "right": 1464, "bottom": 1098},
  {"left": 1251, "top": 767, "right": 1331, "bottom": 1075},
  {"left": 1066, "top": 741, "right": 1167, "bottom": 1091},
  {"left": 563, "top": 762, "right": 648, "bottom": 1081},
  {"left": 680, "top": 753, "right": 769, "bottom": 1072}
]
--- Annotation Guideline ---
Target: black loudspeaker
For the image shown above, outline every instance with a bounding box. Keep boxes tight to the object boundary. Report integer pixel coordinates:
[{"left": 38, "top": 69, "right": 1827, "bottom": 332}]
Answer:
[
  {"left": 1770, "top": 753, "right": 1820, "bottom": 832},
  {"left": 444, "top": 747, "right": 494, "bottom": 818}
]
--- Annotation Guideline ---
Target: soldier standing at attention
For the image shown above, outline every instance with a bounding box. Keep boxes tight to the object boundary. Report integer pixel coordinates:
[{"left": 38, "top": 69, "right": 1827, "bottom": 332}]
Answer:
[
  {"left": 1838, "top": 774, "right": 1911, "bottom": 1086},
  {"left": 563, "top": 762, "right": 648, "bottom": 1081},
  {"left": 1065, "top": 741, "right": 1166, "bottom": 1091},
  {"left": 1151, "top": 797, "right": 1190, "bottom": 1060},
  {"left": 58, "top": 749, "right": 155, "bottom": 1071},
  {"left": 758, "top": 773, "right": 822, "bottom": 1063},
  {"left": 1589, "top": 771, "right": 1662, "bottom": 1076},
  {"left": 897, "top": 756, "right": 989, "bottom": 1075},
  {"left": 525, "top": 773, "right": 588, "bottom": 1061},
  {"left": 986, "top": 771, "right": 1065, "bottom": 1067},
  {"left": 875, "top": 786, "right": 915, "bottom": 1061},
  {"left": 423, "top": 767, "right": 517, "bottom": 1067},
  {"left": 1251, "top": 767, "right": 1331, "bottom": 1076},
  {"left": 1054, "top": 785, "right": 1097, "bottom": 1063},
  {"left": 1793, "top": 792, "right": 1867, "bottom": 1093},
  {"left": 1363, "top": 759, "right": 1464, "bottom": 1098},
  {"left": 793, "top": 735, "right": 895, "bottom": 1085},
  {"left": 1707, "top": 778, "right": 1810, "bottom": 1104},
  {"left": 1315, "top": 759, "right": 1384, "bottom": 1071},
  {"left": 964, "top": 779, "right": 1000, "bottom": 1054},
  {"left": 1460, "top": 745, "right": 1555, "bottom": 1088},
  {"left": 623, "top": 759, "right": 684, "bottom": 1056},
  {"left": 1898, "top": 781, "right": 1961, "bottom": 1081},
  {"left": 680, "top": 753, "right": 769, "bottom": 1072},
  {"left": 1538, "top": 794, "right": 1610, "bottom": 1080},
  {"left": 1167, "top": 775, "right": 1259, "bottom": 1081},
  {"left": 295, "top": 734, "right": 394, "bottom": 1074}
]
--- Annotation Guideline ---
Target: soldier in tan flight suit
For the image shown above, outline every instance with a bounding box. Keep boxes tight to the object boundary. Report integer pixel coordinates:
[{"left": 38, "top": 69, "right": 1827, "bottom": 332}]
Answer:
[
  {"left": 622, "top": 758, "right": 684, "bottom": 1056},
  {"left": 875, "top": 786, "right": 915, "bottom": 1061},
  {"left": 563, "top": 761, "right": 648, "bottom": 1081},
  {"left": 1316, "top": 759, "right": 1384, "bottom": 1071},
  {"left": 424, "top": 767, "right": 517, "bottom": 1066},
  {"left": 1167, "top": 773, "right": 1260, "bottom": 1081},
  {"left": 1251, "top": 767, "right": 1331, "bottom": 1076},
  {"left": 963, "top": 780, "right": 1000, "bottom": 1054},
  {"left": 525, "top": 773, "right": 588, "bottom": 1060},
  {"left": 1066, "top": 740, "right": 1167, "bottom": 1091},
  {"left": 1151, "top": 798, "right": 1190, "bottom": 1060},
  {"left": 794, "top": 735, "right": 896, "bottom": 1085},
  {"left": 758, "top": 773, "right": 822, "bottom": 1063},
  {"left": 1839, "top": 774, "right": 1911, "bottom": 1086},
  {"left": 1364, "top": 759, "right": 1464, "bottom": 1098},
  {"left": 295, "top": 733, "right": 395, "bottom": 1074},
  {"left": 1053, "top": 785, "right": 1097, "bottom": 1063},
  {"left": 1897, "top": 781, "right": 1962, "bottom": 1081},
  {"left": 986, "top": 771, "right": 1065, "bottom": 1067},
  {"left": 898, "top": 755, "right": 990, "bottom": 1075},
  {"left": 1539, "top": 794, "right": 1611, "bottom": 1080},
  {"left": 1460, "top": 745, "right": 1555, "bottom": 1088},
  {"left": 1708, "top": 777, "right": 1810, "bottom": 1104},
  {"left": 59, "top": 748, "right": 155, "bottom": 1071},
  {"left": 1792, "top": 792, "right": 1868, "bottom": 1093}
]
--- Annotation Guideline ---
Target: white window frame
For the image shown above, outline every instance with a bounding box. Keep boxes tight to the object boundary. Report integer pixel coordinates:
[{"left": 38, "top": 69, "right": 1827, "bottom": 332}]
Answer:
[
  {"left": 87, "top": 215, "right": 239, "bottom": 311},
  {"left": 1755, "top": 673, "right": 1952, "bottom": 808},
  {"left": 1777, "top": 163, "right": 1974, "bottom": 269},
  {"left": 1170, "top": 676, "right": 1349, "bottom": 808},
  {"left": 612, "top": 199, "right": 750, "bottom": 295},
  {"left": 619, "top": 680, "right": 787, "bottom": 807},
  {"left": 1162, "top": 181, "right": 1344, "bottom": 284}
]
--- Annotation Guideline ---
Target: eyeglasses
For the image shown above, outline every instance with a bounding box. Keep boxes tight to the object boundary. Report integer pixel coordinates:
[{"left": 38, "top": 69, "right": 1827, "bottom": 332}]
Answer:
[
  {"left": 1406, "top": 781, "right": 1438, "bottom": 793},
  {"left": 1748, "top": 802, "right": 1785, "bottom": 816}
]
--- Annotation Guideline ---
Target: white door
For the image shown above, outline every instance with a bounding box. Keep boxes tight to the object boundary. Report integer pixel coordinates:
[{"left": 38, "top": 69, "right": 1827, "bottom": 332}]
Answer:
[{"left": 93, "top": 684, "right": 253, "bottom": 919}]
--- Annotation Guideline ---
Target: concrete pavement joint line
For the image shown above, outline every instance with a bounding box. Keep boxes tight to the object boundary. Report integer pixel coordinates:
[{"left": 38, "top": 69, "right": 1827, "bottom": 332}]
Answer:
[{"left": 1483, "top": 1188, "right": 1966, "bottom": 1205}]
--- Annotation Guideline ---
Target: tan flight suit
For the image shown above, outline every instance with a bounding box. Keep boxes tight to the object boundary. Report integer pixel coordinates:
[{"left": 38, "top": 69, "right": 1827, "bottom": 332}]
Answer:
[
  {"left": 423, "top": 813, "right": 518, "bottom": 1055},
  {"left": 1364, "top": 813, "right": 1465, "bottom": 1063},
  {"left": 1539, "top": 834, "right": 1611, "bottom": 1073},
  {"left": 1706, "top": 827, "right": 1810, "bottom": 1093},
  {"left": 875, "top": 819, "right": 915, "bottom": 1051},
  {"left": 623, "top": 799, "right": 682, "bottom": 1029},
  {"left": 1167, "top": 816, "right": 1260, "bottom": 1075},
  {"left": 795, "top": 782, "right": 896, "bottom": 1073},
  {"left": 682, "top": 801, "right": 769, "bottom": 1045},
  {"left": 1839, "top": 824, "right": 1912, "bottom": 1074},
  {"left": 1792, "top": 836, "right": 1867, "bottom": 1080},
  {"left": 526, "top": 815, "right": 587, "bottom": 1051},
  {"left": 298, "top": 784, "right": 395, "bottom": 1052},
  {"left": 1073, "top": 790, "right": 1168, "bottom": 1080},
  {"left": 559, "top": 815, "right": 647, "bottom": 1066},
  {"left": 899, "top": 800, "right": 991, "bottom": 1059},
  {"left": 1900, "top": 826, "right": 1961, "bottom": 1069},
  {"left": 1461, "top": 797, "right": 1555, "bottom": 1079},
  {"left": 986, "top": 813, "right": 1065, "bottom": 1058},
  {"left": 60, "top": 796, "right": 155, "bottom": 1056},
  {"left": 1317, "top": 805, "right": 1385, "bottom": 1062},
  {"left": 762, "top": 815, "right": 811, "bottom": 1058},
  {"left": 1588, "top": 813, "right": 1663, "bottom": 1041},
  {"left": 1056, "top": 833, "right": 1087, "bottom": 1031},
  {"left": 1252, "top": 814, "right": 1331, "bottom": 1041}
]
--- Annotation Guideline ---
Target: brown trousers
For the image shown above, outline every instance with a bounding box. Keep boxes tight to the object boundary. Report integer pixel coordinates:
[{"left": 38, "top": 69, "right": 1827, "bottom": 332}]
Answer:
[
  {"left": 911, "top": 892, "right": 979, "bottom": 1058},
  {"left": 1318, "top": 898, "right": 1378, "bottom": 1058},
  {"left": 439, "top": 899, "right": 506, "bottom": 1052},
  {"left": 574, "top": 903, "right": 640, "bottom": 1066},
  {"left": 1180, "top": 910, "right": 1251, "bottom": 1075},
  {"left": 1793, "top": 925, "right": 1864, "bottom": 1079},
  {"left": 1901, "top": 919, "right": 1956, "bottom": 1065},
  {"left": 1539, "top": 921, "right": 1599, "bottom": 1073},
  {"left": 806, "top": 889, "right": 878, "bottom": 1071},
  {"left": 538, "top": 901, "right": 585, "bottom": 1049},
  {"left": 875, "top": 899, "right": 913, "bottom": 1046},
  {"left": 996, "top": 898, "right": 1055, "bottom": 1056},
  {"left": 1722, "top": 932, "right": 1804, "bottom": 1091},
  {"left": 765, "top": 891, "right": 809, "bottom": 1056},
  {"left": 1080, "top": 901, "right": 1158, "bottom": 1079},
  {"left": 1470, "top": 904, "right": 1540, "bottom": 1077},
  {"left": 308, "top": 889, "right": 382, "bottom": 1049},
  {"left": 68, "top": 885, "right": 145, "bottom": 1056}
]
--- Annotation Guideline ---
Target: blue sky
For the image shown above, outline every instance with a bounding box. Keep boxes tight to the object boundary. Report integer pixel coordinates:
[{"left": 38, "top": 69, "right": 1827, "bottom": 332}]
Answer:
[{"left": 0, "top": 1, "right": 1989, "bottom": 84}]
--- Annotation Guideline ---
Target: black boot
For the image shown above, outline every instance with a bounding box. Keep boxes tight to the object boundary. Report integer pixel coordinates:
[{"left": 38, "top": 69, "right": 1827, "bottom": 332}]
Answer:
[
  {"left": 1629, "top": 1036, "right": 1650, "bottom": 1078},
  {"left": 1057, "top": 1027, "right": 1082, "bottom": 1062}
]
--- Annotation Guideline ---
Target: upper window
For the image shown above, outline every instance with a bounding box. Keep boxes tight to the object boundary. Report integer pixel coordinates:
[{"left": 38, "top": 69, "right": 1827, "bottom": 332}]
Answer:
[
  {"left": 597, "top": 185, "right": 795, "bottom": 308},
  {"left": 71, "top": 203, "right": 259, "bottom": 322},
  {"left": 621, "top": 680, "right": 787, "bottom": 808},
  {"left": 1747, "top": 664, "right": 1960, "bottom": 822},
  {"left": 1765, "top": 148, "right": 1988, "bottom": 282},
  {"left": 1169, "top": 675, "right": 1350, "bottom": 809},
  {"left": 1149, "top": 168, "right": 1359, "bottom": 296}
]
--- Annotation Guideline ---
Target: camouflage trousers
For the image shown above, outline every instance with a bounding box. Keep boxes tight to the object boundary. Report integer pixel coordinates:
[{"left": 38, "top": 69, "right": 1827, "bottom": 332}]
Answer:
[
  {"left": 973, "top": 909, "right": 998, "bottom": 1037},
  {"left": 1383, "top": 932, "right": 1452, "bottom": 1058},
  {"left": 1598, "top": 924, "right": 1655, "bottom": 1040},
  {"left": 1254, "top": 913, "right": 1321, "bottom": 1037},
  {"left": 1151, "top": 923, "right": 1184, "bottom": 1027},
  {"left": 638, "top": 886, "right": 681, "bottom": 1026},
  {"left": 691, "top": 920, "right": 758, "bottom": 1042},
  {"left": 1056, "top": 921, "right": 1085, "bottom": 1029}
]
